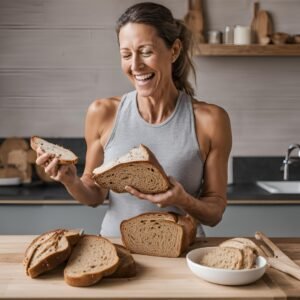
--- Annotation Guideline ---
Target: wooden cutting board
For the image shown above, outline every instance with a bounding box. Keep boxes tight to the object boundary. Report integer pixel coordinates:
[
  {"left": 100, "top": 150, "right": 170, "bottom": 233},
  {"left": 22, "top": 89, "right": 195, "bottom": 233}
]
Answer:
[
  {"left": 1, "top": 236, "right": 300, "bottom": 299},
  {"left": 251, "top": 2, "right": 273, "bottom": 44}
]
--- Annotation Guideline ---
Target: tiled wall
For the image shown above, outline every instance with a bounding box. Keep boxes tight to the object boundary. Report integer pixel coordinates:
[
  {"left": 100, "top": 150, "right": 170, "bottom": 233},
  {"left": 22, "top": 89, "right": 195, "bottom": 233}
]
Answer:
[{"left": 1, "top": 0, "right": 300, "bottom": 157}]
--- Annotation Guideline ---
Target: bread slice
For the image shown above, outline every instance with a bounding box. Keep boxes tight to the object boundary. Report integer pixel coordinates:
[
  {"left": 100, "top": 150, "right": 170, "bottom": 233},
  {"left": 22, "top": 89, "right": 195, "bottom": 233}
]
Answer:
[
  {"left": 120, "top": 212, "right": 196, "bottom": 258},
  {"left": 200, "top": 247, "right": 243, "bottom": 270},
  {"left": 230, "top": 237, "right": 265, "bottom": 257},
  {"left": 30, "top": 136, "right": 78, "bottom": 165},
  {"left": 23, "top": 228, "right": 82, "bottom": 274},
  {"left": 92, "top": 144, "right": 170, "bottom": 194},
  {"left": 219, "top": 240, "right": 256, "bottom": 269},
  {"left": 25, "top": 230, "right": 72, "bottom": 278},
  {"left": 64, "top": 235, "right": 119, "bottom": 287},
  {"left": 108, "top": 244, "right": 136, "bottom": 278}
]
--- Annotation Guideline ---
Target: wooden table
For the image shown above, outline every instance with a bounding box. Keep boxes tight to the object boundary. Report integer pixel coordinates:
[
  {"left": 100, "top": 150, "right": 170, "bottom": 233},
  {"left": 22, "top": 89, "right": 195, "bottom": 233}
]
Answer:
[{"left": 0, "top": 236, "right": 300, "bottom": 299}]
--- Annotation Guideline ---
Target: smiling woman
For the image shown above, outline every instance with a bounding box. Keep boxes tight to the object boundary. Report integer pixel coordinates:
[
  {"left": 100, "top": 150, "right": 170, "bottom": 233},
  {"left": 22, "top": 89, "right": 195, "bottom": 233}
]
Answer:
[{"left": 35, "top": 2, "right": 232, "bottom": 237}]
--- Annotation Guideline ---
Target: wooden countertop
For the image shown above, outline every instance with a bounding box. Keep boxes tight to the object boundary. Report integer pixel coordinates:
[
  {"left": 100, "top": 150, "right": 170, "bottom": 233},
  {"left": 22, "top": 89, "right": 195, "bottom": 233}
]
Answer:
[{"left": 1, "top": 236, "right": 300, "bottom": 299}]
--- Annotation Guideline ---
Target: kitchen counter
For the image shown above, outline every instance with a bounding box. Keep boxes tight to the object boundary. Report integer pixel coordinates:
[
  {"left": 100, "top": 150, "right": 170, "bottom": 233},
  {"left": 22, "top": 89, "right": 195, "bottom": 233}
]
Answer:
[
  {"left": 0, "top": 236, "right": 300, "bottom": 299},
  {"left": 1, "top": 182, "right": 300, "bottom": 205}
]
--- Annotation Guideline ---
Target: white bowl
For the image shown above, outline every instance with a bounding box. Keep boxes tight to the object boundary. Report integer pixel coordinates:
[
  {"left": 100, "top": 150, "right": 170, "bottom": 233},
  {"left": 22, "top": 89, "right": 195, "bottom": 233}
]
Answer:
[
  {"left": 0, "top": 177, "right": 21, "bottom": 186},
  {"left": 186, "top": 247, "right": 267, "bottom": 286}
]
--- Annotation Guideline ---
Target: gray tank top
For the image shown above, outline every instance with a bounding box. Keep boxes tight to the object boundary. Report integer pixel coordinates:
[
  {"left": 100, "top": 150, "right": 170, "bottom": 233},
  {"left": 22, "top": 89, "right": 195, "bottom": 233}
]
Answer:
[{"left": 100, "top": 90, "right": 205, "bottom": 237}]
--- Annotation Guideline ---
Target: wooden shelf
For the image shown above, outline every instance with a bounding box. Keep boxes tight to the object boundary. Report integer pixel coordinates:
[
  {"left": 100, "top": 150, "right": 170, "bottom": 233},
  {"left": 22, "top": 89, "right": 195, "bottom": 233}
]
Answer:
[{"left": 196, "top": 44, "right": 300, "bottom": 56}]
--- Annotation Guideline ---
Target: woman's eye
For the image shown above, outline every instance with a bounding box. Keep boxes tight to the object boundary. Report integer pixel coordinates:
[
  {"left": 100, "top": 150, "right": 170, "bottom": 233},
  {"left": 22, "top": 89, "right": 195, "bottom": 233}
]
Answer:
[
  {"left": 122, "top": 54, "right": 131, "bottom": 59},
  {"left": 142, "top": 52, "right": 151, "bottom": 57}
]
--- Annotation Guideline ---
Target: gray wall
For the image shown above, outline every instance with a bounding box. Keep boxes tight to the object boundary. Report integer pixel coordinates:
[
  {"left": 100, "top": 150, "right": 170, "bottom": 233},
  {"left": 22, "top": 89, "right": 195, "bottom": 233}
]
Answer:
[
  {"left": 1, "top": 0, "right": 300, "bottom": 237},
  {"left": 0, "top": 0, "right": 299, "bottom": 156}
]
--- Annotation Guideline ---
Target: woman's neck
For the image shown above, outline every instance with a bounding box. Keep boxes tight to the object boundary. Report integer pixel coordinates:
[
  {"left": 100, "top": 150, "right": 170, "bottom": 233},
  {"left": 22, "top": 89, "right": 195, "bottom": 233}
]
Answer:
[{"left": 137, "top": 86, "right": 179, "bottom": 124}]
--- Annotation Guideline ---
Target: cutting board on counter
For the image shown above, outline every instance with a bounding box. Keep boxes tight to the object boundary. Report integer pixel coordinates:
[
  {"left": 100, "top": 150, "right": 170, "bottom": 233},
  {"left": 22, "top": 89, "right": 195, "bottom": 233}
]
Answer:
[{"left": 1, "top": 236, "right": 300, "bottom": 299}]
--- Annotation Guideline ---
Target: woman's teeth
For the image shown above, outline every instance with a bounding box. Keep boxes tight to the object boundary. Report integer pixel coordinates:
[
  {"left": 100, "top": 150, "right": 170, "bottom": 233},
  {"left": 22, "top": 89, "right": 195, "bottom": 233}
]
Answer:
[{"left": 135, "top": 73, "right": 154, "bottom": 81}]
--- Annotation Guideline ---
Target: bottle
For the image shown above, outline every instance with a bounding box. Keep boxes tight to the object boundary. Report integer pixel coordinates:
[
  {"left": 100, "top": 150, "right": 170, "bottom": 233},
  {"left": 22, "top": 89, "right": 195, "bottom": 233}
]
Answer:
[
  {"left": 207, "top": 30, "right": 222, "bottom": 44},
  {"left": 224, "top": 26, "right": 234, "bottom": 44}
]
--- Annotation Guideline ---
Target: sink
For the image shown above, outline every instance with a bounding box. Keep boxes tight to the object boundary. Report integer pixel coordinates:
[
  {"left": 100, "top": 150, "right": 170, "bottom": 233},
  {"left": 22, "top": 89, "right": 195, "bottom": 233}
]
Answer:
[{"left": 256, "top": 181, "right": 300, "bottom": 194}]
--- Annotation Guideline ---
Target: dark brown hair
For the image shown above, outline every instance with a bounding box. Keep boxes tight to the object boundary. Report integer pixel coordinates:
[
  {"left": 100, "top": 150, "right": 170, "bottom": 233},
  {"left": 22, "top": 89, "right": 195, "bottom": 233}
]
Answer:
[{"left": 116, "top": 2, "right": 195, "bottom": 96}]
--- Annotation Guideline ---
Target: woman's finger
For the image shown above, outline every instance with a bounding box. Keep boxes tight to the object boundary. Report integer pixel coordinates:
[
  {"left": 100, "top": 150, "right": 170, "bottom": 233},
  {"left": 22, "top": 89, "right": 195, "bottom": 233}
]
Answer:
[
  {"left": 44, "top": 157, "right": 59, "bottom": 175},
  {"left": 36, "top": 153, "right": 53, "bottom": 166}
]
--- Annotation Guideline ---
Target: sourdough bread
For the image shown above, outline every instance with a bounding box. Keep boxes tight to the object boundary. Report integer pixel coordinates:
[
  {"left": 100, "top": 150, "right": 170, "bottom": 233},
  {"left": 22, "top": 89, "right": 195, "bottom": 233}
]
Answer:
[
  {"left": 25, "top": 230, "right": 72, "bottom": 278},
  {"left": 120, "top": 212, "right": 196, "bottom": 258},
  {"left": 200, "top": 247, "right": 244, "bottom": 270},
  {"left": 24, "top": 229, "right": 82, "bottom": 277},
  {"left": 30, "top": 136, "right": 78, "bottom": 164},
  {"left": 92, "top": 144, "right": 170, "bottom": 194},
  {"left": 108, "top": 244, "right": 136, "bottom": 278},
  {"left": 64, "top": 235, "right": 119, "bottom": 287},
  {"left": 230, "top": 237, "right": 265, "bottom": 256},
  {"left": 219, "top": 240, "right": 256, "bottom": 269}
]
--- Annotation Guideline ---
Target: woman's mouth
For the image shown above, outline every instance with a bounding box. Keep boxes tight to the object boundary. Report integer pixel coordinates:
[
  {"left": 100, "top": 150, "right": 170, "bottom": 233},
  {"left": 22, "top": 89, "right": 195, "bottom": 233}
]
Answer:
[{"left": 134, "top": 73, "right": 155, "bottom": 85}]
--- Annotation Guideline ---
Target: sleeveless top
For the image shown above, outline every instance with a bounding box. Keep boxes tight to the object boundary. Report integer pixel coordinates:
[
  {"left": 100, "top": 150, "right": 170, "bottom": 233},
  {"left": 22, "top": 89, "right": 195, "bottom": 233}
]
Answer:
[{"left": 100, "top": 90, "right": 205, "bottom": 237}]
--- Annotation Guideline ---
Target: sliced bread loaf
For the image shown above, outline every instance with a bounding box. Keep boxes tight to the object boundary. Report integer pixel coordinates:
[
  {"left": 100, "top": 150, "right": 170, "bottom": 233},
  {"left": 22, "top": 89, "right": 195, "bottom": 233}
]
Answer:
[
  {"left": 108, "top": 244, "right": 136, "bottom": 278},
  {"left": 219, "top": 240, "right": 256, "bottom": 269},
  {"left": 120, "top": 212, "right": 196, "bottom": 258},
  {"left": 25, "top": 230, "right": 72, "bottom": 278},
  {"left": 23, "top": 229, "right": 82, "bottom": 277},
  {"left": 64, "top": 235, "right": 119, "bottom": 287},
  {"left": 200, "top": 247, "right": 244, "bottom": 270},
  {"left": 30, "top": 136, "right": 78, "bottom": 164},
  {"left": 230, "top": 237, "right": 265, "bottom": 257},
  {"left": 92, "top": 144, "right": 170, "bottom": 194}
]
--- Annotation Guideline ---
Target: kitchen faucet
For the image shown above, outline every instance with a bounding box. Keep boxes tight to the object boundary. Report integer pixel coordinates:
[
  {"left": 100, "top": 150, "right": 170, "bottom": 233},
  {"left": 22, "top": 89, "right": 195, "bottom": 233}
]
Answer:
[{"left": 282, "top": 143, "right": 300, "bottom": 180}]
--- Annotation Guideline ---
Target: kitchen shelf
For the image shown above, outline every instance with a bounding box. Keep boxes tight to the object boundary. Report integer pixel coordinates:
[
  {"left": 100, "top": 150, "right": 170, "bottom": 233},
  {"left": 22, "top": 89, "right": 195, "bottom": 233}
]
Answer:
[{"left": 196, "top": 44, "right": 300, "bottom": 56}]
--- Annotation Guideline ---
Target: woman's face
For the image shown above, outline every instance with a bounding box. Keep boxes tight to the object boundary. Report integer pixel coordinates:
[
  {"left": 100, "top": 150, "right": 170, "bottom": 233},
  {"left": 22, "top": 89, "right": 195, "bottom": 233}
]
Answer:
[{"left": 119, "top": 22, "right": 175, "bottom": 98}]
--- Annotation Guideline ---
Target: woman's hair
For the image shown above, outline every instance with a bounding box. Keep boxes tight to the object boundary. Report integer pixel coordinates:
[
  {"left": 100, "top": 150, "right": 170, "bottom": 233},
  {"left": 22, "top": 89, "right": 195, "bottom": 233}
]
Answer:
[{"left": 116, "top": 2, "right": 195, "bottom": 96}]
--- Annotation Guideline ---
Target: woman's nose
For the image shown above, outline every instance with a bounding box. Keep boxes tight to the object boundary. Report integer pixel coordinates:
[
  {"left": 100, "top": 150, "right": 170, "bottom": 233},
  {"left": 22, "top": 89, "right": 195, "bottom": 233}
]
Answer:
[{"left": 131, "top": 56, "right": 144, "bottom": 71}]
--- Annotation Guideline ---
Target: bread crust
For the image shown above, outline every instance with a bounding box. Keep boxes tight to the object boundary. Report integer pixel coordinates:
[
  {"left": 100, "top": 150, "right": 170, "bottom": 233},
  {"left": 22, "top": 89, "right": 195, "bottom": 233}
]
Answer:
[
  {"left": 24, "top": 228, "right": 82, "bottom": 277},
  {"left": 26, "top": 231, "right": 72, "bottom": 278},
  {"left": 30, "top": 136, "right": 78, "bottom": 165},
  {"left": 108, "top": 244, "right": 136, "bottom": 278}
]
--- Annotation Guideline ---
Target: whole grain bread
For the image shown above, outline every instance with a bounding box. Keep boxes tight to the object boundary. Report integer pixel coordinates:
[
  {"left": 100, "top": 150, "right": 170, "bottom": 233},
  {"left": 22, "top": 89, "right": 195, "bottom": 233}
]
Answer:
[
  {"left": 24, "top": 228, "right": 82, "bottom": 277},
  {"left": 219, "top": 240, "right": 256, "bottom": 269},
  {"left": 25, "top": 230, "right": 72, "bottom": 278},
  {"left": 64, "top": 235, "right": 119, "bottom": 287},
  {"left": 200, "top": 247, "right": 244, "bottom": 270},
  {"left": 92, "top": 144, "right": 171, "bottom": 194},
  {"left": 230, "top": 237, "right": 265, "bottom": 256},
  {"left": 108, "top": 244, "right": 136, "bottom": 278},
  {"left": 120, "top": 212, "right": 197, "bottom": 258},
  {"left": 30, "top": 136, "right": 78, "bottom": 164}
]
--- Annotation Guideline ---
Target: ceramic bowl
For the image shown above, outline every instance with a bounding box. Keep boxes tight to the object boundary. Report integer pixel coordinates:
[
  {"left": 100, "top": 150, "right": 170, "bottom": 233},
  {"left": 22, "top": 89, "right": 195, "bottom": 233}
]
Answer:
[{"left": 186, "top": 247, "right": 267, "bottom": 286}]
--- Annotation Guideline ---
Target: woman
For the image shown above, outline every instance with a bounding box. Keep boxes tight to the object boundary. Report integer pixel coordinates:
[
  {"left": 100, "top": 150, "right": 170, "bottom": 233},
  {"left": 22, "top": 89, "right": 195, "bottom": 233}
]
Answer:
[{"left": 36, "top": 2, "right": 232, "bottom": 237}]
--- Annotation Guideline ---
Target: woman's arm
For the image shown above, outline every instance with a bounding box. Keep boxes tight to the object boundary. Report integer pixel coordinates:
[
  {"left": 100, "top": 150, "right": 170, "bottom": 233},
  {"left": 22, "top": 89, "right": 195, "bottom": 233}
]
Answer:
[{"left": 36, "top": 98, "right": 119, "bottom": 207}]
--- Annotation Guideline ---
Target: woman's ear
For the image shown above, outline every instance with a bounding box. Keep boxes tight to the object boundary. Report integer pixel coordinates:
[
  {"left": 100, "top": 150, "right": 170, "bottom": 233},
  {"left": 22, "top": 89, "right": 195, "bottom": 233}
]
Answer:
[{"left": 171, "top": 39, "right": 182, "bottom": 63}]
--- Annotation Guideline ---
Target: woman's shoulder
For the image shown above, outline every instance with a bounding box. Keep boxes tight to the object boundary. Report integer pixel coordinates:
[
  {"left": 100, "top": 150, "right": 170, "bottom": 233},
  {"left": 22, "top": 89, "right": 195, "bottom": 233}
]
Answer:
[
  {"left": 87, "top": 96, "right": 122, "bottom": 121},
  {"left": 191, "top": 98, "right": 230, "bottom": 123}
]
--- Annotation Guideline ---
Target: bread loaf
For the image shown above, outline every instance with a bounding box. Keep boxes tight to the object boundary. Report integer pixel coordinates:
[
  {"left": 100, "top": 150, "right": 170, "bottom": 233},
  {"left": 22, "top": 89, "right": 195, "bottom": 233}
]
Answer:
[
  {"left": 24, "top": 230, "right": 72, "bottom": 278},
  {"left": 120, "top": 212, "right": 197, "bottom": 258},
  {"left": 200, "top": 247, "right": 244, "bottom": 270},
  {"left": 92, "top": 144, "right": 170, "bottom": 194},
  {"left": 30, "top": 136, "right": 78, "bottom": 165},
  {"left": 64, "top": 235, "right": 119, "bottom": 287}
]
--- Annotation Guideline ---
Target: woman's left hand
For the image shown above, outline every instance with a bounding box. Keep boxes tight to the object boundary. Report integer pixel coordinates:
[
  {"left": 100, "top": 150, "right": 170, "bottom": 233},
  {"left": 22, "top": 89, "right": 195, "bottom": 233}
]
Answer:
[{"left": 125, "top": 176, "right": 186, "bottom": 208}]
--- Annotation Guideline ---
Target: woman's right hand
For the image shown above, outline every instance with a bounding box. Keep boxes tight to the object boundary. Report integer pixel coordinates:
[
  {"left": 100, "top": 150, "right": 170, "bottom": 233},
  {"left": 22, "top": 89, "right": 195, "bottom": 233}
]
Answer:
[{"left": 35, "top": 147, "right": 78, "bottom": 187}]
